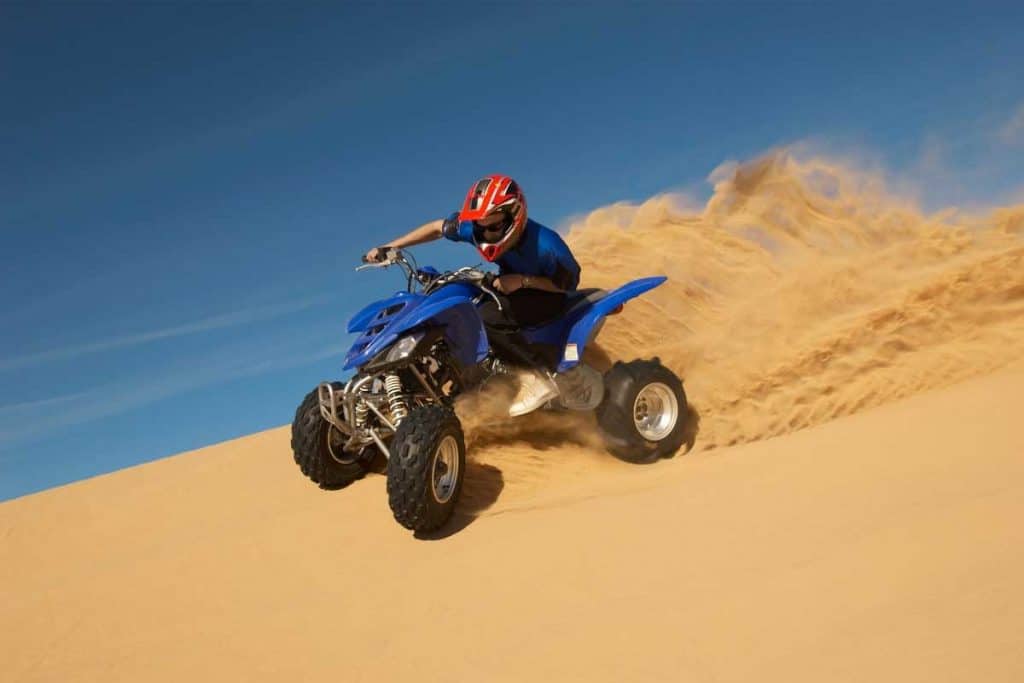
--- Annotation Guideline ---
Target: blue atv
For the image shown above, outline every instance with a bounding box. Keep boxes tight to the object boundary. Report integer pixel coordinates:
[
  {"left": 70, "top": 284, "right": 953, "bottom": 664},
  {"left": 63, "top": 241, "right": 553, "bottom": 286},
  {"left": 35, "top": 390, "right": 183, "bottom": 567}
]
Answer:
[{"left": 291, "top": 248, "right": 687, "bottom": 532}]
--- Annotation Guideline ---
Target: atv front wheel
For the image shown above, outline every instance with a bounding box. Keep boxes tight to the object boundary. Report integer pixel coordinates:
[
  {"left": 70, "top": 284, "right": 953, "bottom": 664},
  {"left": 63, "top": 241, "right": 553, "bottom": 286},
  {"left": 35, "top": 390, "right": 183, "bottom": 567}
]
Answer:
[
  {"left": 291, "top": 385, "right": 370, "bottom": 489},
  {"left": 596, "top": 358, "right": 688, "bottom": 464},
  {"left": 387, "top": 405, "right": 466, "bottom": 532}
]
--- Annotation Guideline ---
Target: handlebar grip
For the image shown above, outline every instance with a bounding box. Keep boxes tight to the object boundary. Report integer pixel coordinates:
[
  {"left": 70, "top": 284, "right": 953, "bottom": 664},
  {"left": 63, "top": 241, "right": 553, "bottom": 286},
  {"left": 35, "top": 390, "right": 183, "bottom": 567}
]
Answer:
[{"left": 363, "top": 246, "right": 394, "bottom": 264}]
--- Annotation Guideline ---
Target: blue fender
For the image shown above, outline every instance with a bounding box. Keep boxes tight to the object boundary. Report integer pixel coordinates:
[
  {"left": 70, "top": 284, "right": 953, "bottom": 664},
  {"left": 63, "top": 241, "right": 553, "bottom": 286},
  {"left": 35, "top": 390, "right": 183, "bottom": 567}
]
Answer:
[
  {"left": 342, "top": 283, "right": 489, "bottom": 371},
  {"left": 556, "top": 276, "right": 667, "bottom": 372},
  {"left": 347, "top": 292, "right": 416, "bottom": 334}
]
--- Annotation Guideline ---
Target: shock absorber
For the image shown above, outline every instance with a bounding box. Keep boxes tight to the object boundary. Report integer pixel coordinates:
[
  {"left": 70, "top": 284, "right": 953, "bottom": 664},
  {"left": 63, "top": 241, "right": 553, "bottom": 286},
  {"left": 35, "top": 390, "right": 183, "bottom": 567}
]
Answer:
[
  {"left": 384, "top": 373, "right": 408, "bottom": 424},
  {"left": 353, "top": 382, "right": 370, "bottom": 428}
]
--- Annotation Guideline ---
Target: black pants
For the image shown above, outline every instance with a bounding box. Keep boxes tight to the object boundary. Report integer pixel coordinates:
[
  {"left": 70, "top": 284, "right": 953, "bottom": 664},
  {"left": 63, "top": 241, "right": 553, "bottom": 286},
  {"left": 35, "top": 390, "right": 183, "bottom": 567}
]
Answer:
[{"left": 478, "top": 289, "right": 566, "bottom": 371}]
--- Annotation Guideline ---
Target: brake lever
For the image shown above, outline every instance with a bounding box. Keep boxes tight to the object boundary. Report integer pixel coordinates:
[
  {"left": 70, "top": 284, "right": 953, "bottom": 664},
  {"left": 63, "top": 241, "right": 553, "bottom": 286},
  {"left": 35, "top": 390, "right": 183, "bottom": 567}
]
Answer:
[
  {"left": 474, "top": 273, "right": 503, "bottom": 312},
  {"left": 483, "top": 288, "right": 503, "bottom": 312},
  {"left": 356, "top": 247, "right": 401, "bottom": 271}
]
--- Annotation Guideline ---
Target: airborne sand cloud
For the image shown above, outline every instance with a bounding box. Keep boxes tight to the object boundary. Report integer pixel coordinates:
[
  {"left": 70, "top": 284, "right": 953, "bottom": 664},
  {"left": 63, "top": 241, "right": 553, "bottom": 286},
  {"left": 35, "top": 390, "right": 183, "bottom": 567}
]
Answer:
[{"left": 457, "top": 151, "right": 1024, "bottom": 480}]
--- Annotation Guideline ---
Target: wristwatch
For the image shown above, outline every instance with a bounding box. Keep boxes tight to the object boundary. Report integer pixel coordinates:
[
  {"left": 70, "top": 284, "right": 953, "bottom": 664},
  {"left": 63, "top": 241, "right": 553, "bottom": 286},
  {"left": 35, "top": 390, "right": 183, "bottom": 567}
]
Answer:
[{"left": 523, "top": 275, "right": 532, "bottom": 289}]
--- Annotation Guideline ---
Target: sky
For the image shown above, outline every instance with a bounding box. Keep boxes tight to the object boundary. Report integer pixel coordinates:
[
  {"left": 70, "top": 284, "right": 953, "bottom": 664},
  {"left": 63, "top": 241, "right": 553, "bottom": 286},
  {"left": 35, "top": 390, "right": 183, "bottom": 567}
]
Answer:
[{"left": 2, "top": 1, "right": 1023, "bottom": 500}]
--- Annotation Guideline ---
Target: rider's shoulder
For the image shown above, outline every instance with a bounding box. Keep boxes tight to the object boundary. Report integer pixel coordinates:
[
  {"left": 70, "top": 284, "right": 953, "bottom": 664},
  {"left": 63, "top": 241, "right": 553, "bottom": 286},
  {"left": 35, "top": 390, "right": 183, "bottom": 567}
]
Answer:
[
  {"left": 528, "top": 218, "right": 556, "bottom": 239},
  {"left": 530, "top": 220, "right": 571, "bottom": 248}
]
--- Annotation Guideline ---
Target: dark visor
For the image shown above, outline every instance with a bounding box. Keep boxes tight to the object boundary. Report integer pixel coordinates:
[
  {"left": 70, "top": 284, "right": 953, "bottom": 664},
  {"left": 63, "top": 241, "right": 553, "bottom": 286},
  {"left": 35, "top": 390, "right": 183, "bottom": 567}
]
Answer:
[{"left": 472, "top": 213, "right": 513, "bottom": 244}]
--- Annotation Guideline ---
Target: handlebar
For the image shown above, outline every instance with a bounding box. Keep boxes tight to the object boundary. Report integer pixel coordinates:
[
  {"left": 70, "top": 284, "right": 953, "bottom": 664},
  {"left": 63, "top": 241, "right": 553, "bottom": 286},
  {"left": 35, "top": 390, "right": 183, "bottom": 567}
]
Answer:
[
  {"left": 357, "top": 247, "right": 400, "bottom": 268},
  {"left": 355, "top": 248, "right": 503, "bottom": 310}
]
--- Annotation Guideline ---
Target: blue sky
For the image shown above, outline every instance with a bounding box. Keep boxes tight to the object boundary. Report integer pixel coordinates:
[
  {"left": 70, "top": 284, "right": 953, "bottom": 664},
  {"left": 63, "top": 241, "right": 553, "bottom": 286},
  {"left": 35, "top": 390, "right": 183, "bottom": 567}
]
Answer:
[{"left": 2, "top": 2, "right": 1022, "bottom": 500}]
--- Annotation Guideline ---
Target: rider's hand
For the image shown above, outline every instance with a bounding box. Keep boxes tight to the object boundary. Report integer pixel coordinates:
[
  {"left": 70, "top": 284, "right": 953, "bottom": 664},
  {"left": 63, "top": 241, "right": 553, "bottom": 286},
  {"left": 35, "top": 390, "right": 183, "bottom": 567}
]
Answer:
[
  {"left": 493, "top": 274, "right": 524, "bottom": 294},
  {"left": 364, "top": 246, "right": 389, "bottom": 263}
]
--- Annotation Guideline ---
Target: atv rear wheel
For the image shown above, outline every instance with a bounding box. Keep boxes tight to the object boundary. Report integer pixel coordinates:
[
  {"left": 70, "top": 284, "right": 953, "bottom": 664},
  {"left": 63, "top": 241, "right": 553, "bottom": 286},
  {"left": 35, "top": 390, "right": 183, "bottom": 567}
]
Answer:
[
  {"left": 291, "top": 385, "right": 370, "bottom": 489},
  {"left": 387, "top": 405, "right": 466, "bottom": 532},
  {"left": 596, "top": 358, "right": 688, "bottom": 464}
]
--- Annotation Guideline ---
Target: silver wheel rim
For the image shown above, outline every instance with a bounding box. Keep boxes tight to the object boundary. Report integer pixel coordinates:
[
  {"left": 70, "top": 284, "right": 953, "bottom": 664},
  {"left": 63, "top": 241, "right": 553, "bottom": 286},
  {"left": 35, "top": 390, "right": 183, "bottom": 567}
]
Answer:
[
  {"left": 633, "top": 382, "right": 679, "bottom": 441},
  {"left": 431, "top": 435, "right": 460, "bottom": 504}
]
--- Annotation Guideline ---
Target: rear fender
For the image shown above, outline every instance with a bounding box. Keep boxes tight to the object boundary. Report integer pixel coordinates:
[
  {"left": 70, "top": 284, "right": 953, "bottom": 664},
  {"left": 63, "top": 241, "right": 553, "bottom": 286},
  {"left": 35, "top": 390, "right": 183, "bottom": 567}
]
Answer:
[{"left": 556, "top": 276, "right": 667, "bottom": 372}]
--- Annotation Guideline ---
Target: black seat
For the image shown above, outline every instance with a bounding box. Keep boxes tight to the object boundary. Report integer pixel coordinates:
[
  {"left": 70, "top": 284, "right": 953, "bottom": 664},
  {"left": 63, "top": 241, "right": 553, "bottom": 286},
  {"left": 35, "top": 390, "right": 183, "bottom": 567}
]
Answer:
[
  {"left": 562, "top": 288, "right": 607, "bottom": 319},
  {"left": 523, "top": 288, "right": 607, "bottom": 330}
]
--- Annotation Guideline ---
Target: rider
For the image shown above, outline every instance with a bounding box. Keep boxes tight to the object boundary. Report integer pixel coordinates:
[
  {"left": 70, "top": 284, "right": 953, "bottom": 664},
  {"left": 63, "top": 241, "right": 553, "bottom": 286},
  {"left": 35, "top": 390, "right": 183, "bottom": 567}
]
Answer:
[{"left": 364, "top": 174, "right": 581, "bottom": 416}]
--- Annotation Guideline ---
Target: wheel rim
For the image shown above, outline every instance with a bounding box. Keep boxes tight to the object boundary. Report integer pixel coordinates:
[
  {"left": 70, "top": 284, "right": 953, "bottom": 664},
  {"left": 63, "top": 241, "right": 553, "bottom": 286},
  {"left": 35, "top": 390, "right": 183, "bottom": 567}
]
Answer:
[
  {"left": 633, "top": 382, "right": 679, "bottom": 441},
  {"left": 431, "top": 435, "right": 460, "bottom": 504}
]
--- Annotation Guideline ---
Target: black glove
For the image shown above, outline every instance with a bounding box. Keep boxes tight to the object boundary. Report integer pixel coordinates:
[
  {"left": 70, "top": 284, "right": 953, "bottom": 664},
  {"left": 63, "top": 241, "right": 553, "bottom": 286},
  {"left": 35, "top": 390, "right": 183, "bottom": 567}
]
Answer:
[{"left": 363, "top": 246, "right": 391, "bottom": 263}]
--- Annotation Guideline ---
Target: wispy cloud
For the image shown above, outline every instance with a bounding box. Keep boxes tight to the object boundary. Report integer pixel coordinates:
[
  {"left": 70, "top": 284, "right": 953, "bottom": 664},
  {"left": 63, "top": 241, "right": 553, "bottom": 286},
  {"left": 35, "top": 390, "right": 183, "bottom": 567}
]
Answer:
[
  {"left": 0, "top": 334, "right": 348, "bottom": 448},
  {"left": 997, "top": 102, "right": 1024, "bottom": 146},
  {"left": 0, "top": 296, "right": 328, "bottom": 373},
  {"left": 0, "top": 392, "right": 91, "bottom": 416}
]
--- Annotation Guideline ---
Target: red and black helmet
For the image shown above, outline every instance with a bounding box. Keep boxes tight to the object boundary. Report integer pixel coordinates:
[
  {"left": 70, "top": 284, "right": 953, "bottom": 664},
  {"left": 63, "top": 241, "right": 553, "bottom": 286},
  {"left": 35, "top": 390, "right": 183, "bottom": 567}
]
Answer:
[{"left": 459, "top": 174, "right": 527, "bottom": 262}]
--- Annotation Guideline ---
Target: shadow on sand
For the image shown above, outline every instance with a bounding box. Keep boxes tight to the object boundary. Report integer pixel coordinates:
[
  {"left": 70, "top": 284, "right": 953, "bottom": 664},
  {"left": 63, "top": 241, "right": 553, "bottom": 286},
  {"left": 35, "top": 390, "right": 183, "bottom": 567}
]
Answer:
[
  {"left": 415, "top": 461, "right": 505, "bottom": 540},
  {"left": 419, "top": 402, "right": 702, "bottom": 539},
  {"left": 681, "top": 403, "right": 701, "bottom": 454}
]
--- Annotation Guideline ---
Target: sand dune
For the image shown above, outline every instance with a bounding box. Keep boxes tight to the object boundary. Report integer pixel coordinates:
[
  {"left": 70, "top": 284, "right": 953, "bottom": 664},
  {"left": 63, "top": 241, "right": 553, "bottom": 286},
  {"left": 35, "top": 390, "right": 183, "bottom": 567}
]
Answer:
[
  {"left": 3, "top": 365, "right": 1022, "bottom": 681},
  {"left": 3, "top": 152, "right": 1023, "bottom": 681}
]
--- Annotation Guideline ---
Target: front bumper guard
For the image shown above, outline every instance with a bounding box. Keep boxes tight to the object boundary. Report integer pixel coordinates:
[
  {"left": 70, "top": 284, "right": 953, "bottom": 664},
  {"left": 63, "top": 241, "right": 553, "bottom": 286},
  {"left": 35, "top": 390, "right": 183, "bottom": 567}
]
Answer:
[
  {"left": 317, "top": 382, "right": 353, "bottom": 436},
  {"left": 317, "top": 380, "right": 393, "bottom": 458}
]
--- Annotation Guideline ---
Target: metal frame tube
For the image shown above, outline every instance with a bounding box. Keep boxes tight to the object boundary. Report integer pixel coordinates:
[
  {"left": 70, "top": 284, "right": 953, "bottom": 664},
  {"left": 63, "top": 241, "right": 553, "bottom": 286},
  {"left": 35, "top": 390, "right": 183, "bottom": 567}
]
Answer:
[
  {"left": 409, "top": 365, "right": 441, "bottom": 403},
  {"left": 363, "top": 399, "right": 396, "bottom": 432},
  {"left": 368, "top": 428, "right": 391, "bottom": 459}
]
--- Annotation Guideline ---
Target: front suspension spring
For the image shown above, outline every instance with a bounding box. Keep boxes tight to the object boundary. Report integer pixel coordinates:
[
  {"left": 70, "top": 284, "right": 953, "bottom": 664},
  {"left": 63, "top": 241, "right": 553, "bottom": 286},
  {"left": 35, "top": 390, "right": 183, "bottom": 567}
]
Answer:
[
  {"left": 353, "top": 382, "right": 370, "bottom": 427},
  {"left": 384, "top": 373, "right": 408, "bottom": 424}
]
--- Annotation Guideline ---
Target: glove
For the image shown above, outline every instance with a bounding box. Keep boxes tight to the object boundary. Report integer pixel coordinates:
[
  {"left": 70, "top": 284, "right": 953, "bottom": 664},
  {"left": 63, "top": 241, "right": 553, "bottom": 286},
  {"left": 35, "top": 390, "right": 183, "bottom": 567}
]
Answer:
[{"left": 363, "top": 246, "right": 390, "bottom": 263}]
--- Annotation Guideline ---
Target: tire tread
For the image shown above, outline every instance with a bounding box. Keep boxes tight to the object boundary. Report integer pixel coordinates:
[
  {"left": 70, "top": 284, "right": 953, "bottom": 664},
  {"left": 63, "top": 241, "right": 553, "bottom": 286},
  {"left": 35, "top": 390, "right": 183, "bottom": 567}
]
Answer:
[
  {"left": 596, "top": 358, "right": 687, "bottom": 463},
  {"left": 291, "top": 387, "right": 367, "bottom": 490},
  {"left": 387, "top": 405, "right": 465, "bottom": 532}
]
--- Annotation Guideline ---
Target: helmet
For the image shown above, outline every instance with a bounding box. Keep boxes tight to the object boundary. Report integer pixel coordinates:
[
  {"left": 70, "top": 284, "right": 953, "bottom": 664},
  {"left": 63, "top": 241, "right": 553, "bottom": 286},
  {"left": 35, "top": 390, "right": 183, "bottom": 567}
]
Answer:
[{"left": 458, "top": 174, "right": 527, "bottom": 262}]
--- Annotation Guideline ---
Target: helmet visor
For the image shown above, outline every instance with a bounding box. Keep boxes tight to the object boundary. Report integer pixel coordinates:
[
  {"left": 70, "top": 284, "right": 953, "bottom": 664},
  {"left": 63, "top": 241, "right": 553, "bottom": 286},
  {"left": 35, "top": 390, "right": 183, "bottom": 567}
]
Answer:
[{"left": 472, "top": 211, "right": 514, "bottom": 245}]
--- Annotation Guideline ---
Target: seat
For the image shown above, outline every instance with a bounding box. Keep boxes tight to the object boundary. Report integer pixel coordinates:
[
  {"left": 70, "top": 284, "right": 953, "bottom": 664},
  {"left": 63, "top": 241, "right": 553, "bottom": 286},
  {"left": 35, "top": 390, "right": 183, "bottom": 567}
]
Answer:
[
  {"left": 523, "top": 288, "right": 607, "bottom": 331},
  {"left": 562, "top": 288, "right": 607, "bottom": 319}
]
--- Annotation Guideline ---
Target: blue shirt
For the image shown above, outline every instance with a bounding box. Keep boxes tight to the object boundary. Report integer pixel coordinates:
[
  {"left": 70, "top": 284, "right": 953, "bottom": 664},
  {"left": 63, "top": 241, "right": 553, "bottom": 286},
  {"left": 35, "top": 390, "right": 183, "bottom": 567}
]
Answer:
[{"left": 442, "top": 214, "right": 581, "bottom": 291}]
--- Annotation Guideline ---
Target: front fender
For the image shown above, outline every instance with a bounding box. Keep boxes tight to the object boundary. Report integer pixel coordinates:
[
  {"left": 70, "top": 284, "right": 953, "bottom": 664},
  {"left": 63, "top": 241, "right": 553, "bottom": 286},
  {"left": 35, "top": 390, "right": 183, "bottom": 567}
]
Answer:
[
  {"left": 393, "top": 283, "right": 489, "bottom": 367},
  {"left": 347, "top": 292, "right": 414, "bottom": 334},
  {"left": 557, "top": 276, "right": 667, "bottom": 372},
  {"left": 342, "top": 283, "right": 489, "bottom": 371}
]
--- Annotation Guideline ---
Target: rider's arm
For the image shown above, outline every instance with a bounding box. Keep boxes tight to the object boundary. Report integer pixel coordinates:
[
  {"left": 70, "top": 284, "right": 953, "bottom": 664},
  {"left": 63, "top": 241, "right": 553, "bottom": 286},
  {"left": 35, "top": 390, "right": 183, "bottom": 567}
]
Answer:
[
  {"left": 521, "top": 275, "right": 565, "bottom": 293},
  {"left": 366, "top": 218, "right": 445, "bottom": 261},
  {"left": 496, "top": 273, "right": 566, "bottom": 294},
  {"left": 383, "top": 219, "right": 444, "bottom": 249},
  {"left": 500, "top": 229, "right": 581, "bottom": 293},
  {"left": 537, "top": 231, "right": 581, "bottom": 291}
]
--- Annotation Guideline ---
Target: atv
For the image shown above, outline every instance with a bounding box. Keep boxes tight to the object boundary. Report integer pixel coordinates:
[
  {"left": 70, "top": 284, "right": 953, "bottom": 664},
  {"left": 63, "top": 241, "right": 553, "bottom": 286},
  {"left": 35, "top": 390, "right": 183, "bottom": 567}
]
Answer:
[{"left": 291, "top": 248, "right": 687, "bottom": 532}]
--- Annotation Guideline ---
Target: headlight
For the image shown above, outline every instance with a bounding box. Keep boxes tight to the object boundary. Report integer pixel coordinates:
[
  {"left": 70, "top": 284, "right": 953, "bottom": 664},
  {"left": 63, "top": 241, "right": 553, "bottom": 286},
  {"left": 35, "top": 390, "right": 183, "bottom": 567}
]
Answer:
[{"left": 383, "top": 332, "right": 424, "bottom": 363}]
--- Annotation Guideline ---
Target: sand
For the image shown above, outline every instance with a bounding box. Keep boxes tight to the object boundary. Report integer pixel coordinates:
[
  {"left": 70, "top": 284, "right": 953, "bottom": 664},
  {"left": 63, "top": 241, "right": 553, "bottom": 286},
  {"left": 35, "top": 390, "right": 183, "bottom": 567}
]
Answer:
[
  {"left": 3, "top": 152, "right": 1023, "bottom": 681},
  {"left": 4, "top": 365, "right": 1022, "bottom": 682}
]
